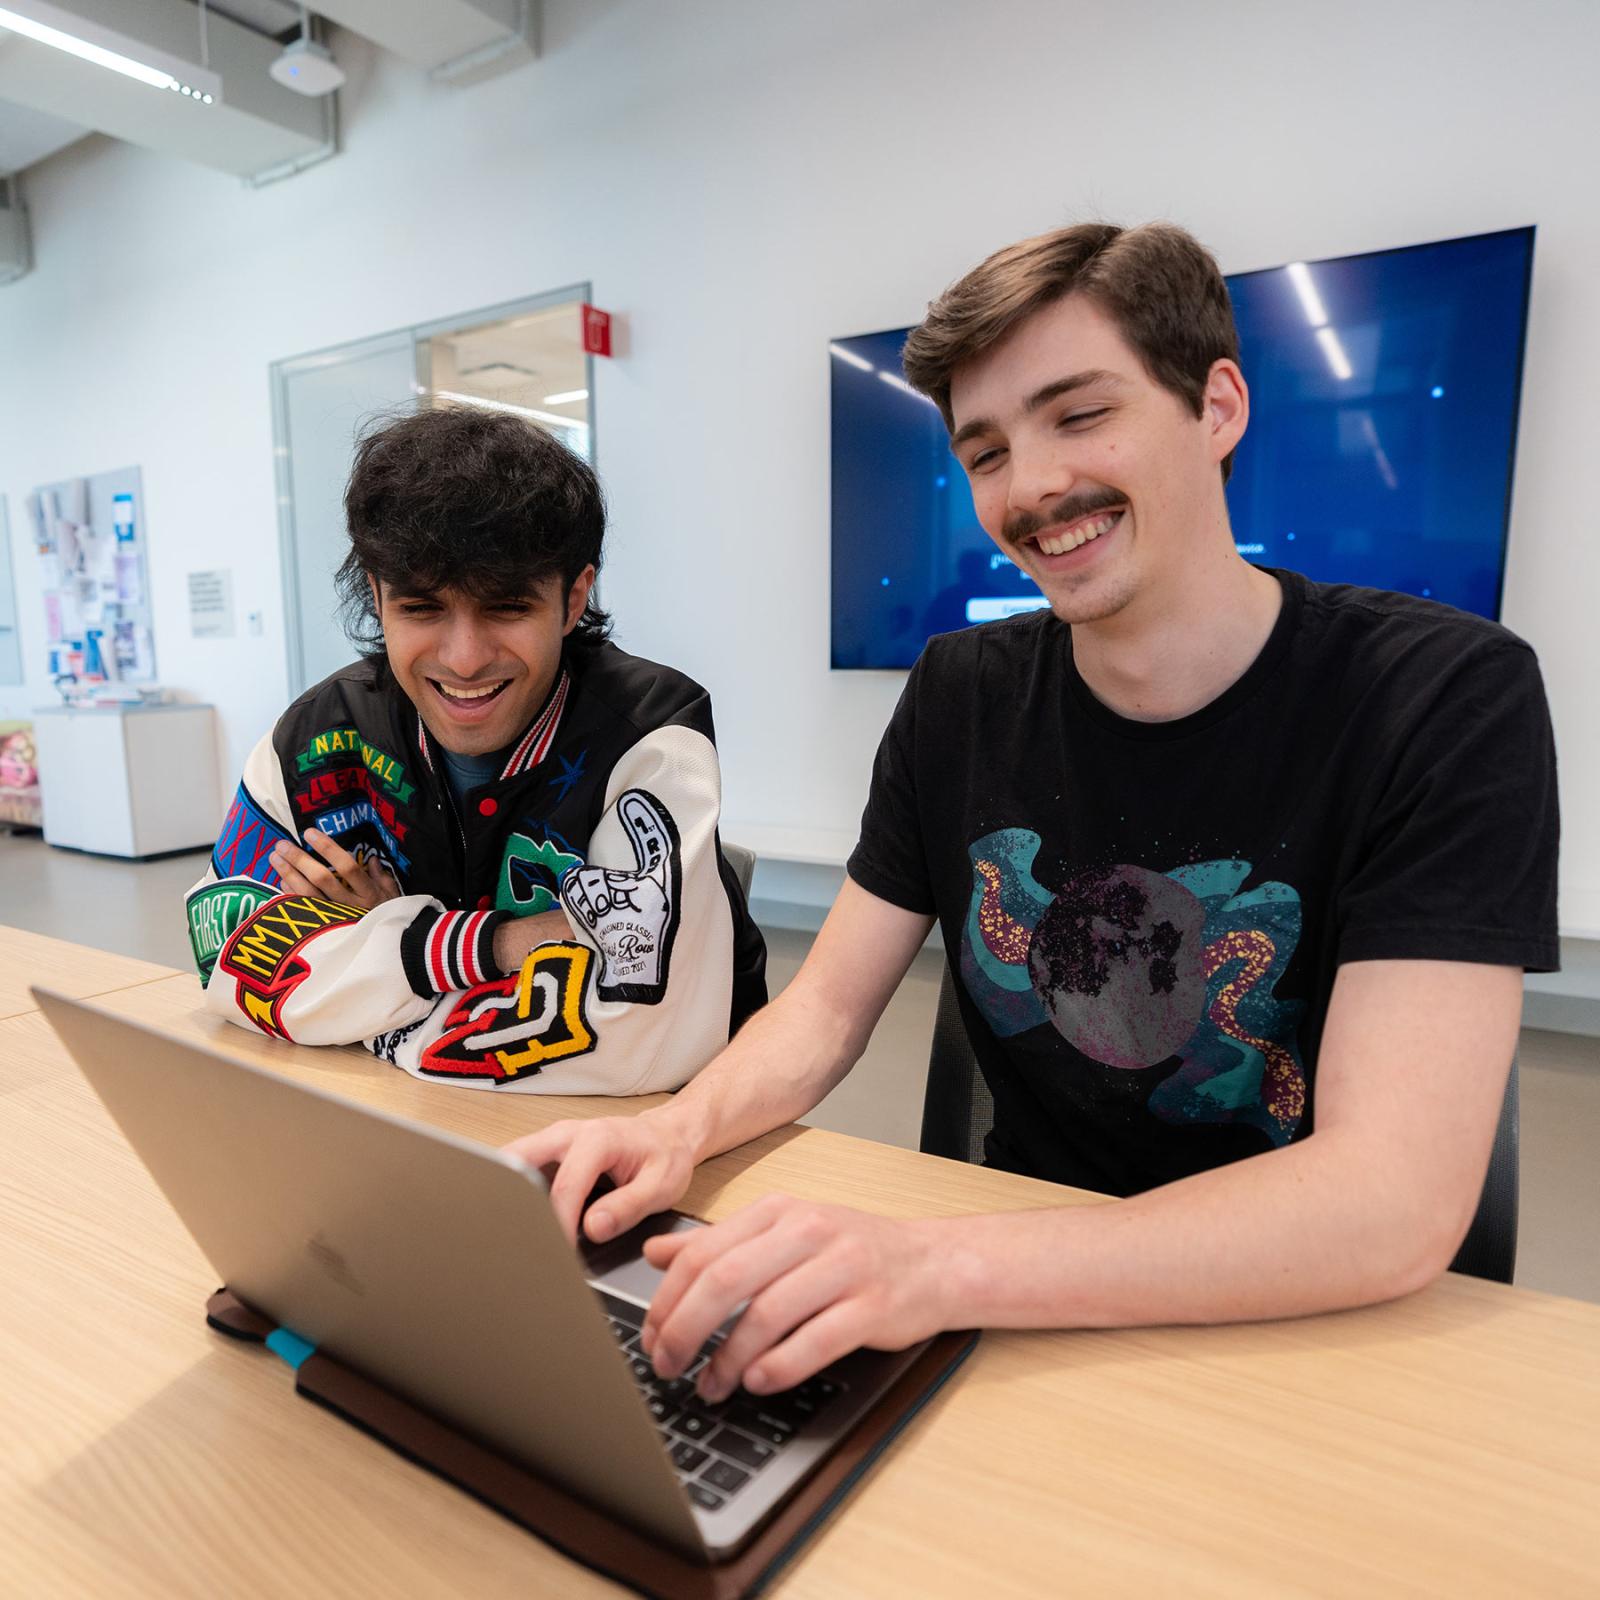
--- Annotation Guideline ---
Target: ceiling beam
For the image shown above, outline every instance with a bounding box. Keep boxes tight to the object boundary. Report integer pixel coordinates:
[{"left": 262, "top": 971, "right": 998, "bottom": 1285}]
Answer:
[
  {"left": 315, "top": 0, "right": 536, "bottom": 86},
  {"left": 0, "top": 0, "right": 329, "bottom": 179}
]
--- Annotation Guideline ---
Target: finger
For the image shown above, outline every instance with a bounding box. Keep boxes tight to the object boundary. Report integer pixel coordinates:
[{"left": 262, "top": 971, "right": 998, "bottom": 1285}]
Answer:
[
  {"left": 501, "top": 1120, "right": 578, "bottom": 1170},
  {"left": 273, "top": 841, "right": 353, "bottom": 902},
  {"left": 271, "top": 857, "right": 320, "bottom": 897},
  {"left": 740, "top": 1298, "right": 869, "bottom": 1398},
  {"left": 545, "top": 1135, "right": 622, "bottom": 1246},
  {"left": 642, "top": 1230, "right": 694, "bottom": 1266},
  {"left": 641, "top": 1196, "right": 790, "bottom": 1368},
  {"left": 643, "top": 1198, "right": 787, "bottom": 1350},
  {"left": 649, "top": 1227, "right": 824, "bottom": 1385},
  {"left": 303, "top": 828, "right": 364, "bottom": 880},
  {"left": 584, "top": 1157, "right": 677, "bottom": 1244},
  {"left": 696, "top": 1249, "right": 862, "bottom": 1400}
]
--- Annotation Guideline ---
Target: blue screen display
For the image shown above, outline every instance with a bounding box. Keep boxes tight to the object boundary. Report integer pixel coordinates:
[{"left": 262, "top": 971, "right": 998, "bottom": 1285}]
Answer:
[{"left": 830, "top": 227, "right": 1534, "bottom": 669}]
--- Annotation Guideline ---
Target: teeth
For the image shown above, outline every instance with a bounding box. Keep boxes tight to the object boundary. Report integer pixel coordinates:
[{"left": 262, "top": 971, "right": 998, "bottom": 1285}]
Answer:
[
  {"left": 1037, "top": 510, "right": 1120, "bottom": 557},
  {"left": 437, "top": 680, "right": 505, "bottom": 701}
]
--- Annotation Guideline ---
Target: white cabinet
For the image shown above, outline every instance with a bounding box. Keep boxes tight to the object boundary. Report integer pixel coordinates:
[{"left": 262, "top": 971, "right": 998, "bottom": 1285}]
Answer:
[{"left": 34, "top": 704, "right": 221, "bottom": 858}]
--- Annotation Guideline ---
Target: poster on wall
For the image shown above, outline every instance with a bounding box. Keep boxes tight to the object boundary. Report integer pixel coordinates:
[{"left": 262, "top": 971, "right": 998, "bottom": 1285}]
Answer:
[{"left": 26, "top": 465, "right": 156, "bottom": 684}]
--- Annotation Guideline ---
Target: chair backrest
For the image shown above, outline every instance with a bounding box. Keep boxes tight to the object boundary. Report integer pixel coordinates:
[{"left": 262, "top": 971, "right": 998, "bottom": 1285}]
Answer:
[
  {"left": 720, "top": 841, "right": 756, "bottom": 901},
  {"left": 920, "top": 965, "right": 1520, "bottom": 1284}
]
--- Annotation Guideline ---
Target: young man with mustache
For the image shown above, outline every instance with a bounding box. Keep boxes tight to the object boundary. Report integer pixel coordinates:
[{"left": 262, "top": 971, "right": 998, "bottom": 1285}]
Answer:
[
  {"left": 186, "top": 406, "right": 766, "bottom": 1094},
  {"left": 511, "top": 222, "right": 1557, "bottom": 1400}
]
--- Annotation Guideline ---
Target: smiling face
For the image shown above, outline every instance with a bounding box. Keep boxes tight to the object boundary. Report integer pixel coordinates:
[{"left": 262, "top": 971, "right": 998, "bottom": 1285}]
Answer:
[
  {"left": 947, "top": 292, "right": 1247, "bottom": 626},
  {"left": 376, "top": 568, "right": 594, "bottom": 756}
]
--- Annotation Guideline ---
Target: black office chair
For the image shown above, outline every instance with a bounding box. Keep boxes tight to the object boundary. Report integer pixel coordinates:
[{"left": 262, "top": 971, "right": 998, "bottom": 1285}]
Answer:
[
  {"left": 720, "top": 841, "right": 756, "bottom": 901},
  {"left": 919, "top": 966, "right": 1520, "bottom": 1284}
]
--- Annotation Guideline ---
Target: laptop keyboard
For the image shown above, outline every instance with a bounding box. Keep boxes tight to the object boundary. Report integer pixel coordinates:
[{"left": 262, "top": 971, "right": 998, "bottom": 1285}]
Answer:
[{"left": 603, "top": 1294, "right": 845, "bottom": 1512}]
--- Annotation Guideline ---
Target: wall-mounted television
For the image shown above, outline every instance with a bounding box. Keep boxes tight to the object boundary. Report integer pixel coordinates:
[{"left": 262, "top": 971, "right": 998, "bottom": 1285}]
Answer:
[{"left": 829, "top": 226, "right": 1535, "bottom": 669}]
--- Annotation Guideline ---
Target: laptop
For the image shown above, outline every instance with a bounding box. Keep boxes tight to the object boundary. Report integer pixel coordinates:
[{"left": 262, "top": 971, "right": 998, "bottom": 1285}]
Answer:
[{"left": 35, "top": 987, "right": 967, "bottom": 1563}]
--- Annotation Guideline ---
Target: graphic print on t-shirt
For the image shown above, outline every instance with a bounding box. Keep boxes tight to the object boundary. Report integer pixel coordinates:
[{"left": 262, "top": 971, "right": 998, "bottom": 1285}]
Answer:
[{"left": 961, "top": 832, "right": 1306, "bottom": 1144}]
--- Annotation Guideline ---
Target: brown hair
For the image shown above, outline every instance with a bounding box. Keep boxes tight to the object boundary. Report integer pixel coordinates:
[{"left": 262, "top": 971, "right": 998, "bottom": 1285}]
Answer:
[{"left": 902, "top": 221, "right": 1241, "bottom": 482}]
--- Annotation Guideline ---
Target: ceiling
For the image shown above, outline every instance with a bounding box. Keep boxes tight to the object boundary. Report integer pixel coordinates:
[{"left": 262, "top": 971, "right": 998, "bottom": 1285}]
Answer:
[{"left": 0, "top": 0, "right": 535, "bottom": 183}]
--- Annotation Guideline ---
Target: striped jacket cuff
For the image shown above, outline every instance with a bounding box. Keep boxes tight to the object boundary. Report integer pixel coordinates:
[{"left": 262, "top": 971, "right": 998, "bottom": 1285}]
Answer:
[{"left": 402, "top": 907, "right": 512, "bottom": 998}]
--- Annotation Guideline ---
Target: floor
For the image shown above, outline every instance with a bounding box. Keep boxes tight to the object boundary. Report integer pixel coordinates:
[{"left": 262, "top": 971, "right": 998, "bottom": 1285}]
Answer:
[{"left": 4, "top": 830, "right": 1596, "bottom": 1304}]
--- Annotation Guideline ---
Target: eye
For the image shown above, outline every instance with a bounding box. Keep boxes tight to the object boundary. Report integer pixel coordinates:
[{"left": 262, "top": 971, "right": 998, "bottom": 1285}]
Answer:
[
  {"left": 490, "top": 602, "right": 532, "bottom": 618},
  {"left": 1060, "top": 408, "right": 1109, "bottom": 428},
  {"left": 967, "top": 445, "right": 1007, "bottom": 474},
  {"left": 398, "top": 601, "right": 439, "bottom": 617}
]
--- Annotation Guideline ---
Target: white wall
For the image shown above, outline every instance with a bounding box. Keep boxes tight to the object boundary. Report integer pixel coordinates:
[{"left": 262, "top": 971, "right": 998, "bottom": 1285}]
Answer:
[{"left": 1, "top": 0, "right": 1597, "bottom": 932}]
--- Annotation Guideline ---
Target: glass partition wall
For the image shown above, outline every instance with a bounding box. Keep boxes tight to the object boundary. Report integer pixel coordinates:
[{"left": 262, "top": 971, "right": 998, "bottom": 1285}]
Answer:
[{"left": 272, "top": 286, "right": 593, "bottom": 697}]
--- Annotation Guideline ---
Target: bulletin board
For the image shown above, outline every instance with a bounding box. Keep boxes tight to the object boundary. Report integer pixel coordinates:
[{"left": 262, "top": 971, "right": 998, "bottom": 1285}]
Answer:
[{"left": 26, "top": 465, "right": 156, "bottom": 683}]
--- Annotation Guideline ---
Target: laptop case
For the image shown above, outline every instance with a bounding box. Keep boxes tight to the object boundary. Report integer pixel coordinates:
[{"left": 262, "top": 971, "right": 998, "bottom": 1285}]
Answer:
[{"left": 206, "top": 1286, "right": 978, "bottom": 1600}]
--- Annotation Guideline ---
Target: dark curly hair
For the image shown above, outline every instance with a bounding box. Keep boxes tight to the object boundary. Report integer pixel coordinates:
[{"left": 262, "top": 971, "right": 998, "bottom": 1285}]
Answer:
[{"left": 335, "top": 405, "right": 612, "bottom": 655}]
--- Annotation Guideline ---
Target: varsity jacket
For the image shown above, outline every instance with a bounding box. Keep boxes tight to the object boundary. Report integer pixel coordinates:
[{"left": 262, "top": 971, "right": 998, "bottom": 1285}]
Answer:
[{"left": 185, "top": 642, "right": 767, "bottom": 1094}]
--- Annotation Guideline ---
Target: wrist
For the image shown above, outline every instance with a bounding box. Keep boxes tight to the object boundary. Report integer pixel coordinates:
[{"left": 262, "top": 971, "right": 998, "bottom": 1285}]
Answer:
[
  {"left": 915, "top": 1213, "right": 991, "bottom": 1330},
  {"left": 492, "top": 918, "right": 519, "bottom": 974},
  {"left": 643, "top": 1094, "right": 716, "bottom": 1167}
]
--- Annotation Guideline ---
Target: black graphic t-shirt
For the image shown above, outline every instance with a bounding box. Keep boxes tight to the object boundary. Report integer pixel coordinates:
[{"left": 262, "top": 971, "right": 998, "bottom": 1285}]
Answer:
[{"left": 848, "top": 569, "right": 1560, "bottom": 1198}]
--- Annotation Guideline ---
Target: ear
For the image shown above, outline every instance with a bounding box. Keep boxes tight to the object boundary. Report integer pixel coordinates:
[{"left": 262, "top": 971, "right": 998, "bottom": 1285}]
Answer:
[
  {"left": 563, "top": 565, "right": 598, "bottom": 635},
  {"left": 1203, "top": 359, "right": 1249, "bottom": 467}
]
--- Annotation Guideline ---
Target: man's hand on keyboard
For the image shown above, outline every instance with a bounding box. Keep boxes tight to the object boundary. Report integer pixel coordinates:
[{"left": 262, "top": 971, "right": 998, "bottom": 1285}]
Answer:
[{"left": 637, "top": 1195, "right": 952, "bottom": 1401}]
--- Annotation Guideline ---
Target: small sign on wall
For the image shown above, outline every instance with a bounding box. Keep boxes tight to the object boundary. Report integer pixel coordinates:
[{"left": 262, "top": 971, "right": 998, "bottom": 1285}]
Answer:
[
  {"left": 188, "top": 569, "right": 235, "bottom": 639},
  {"left": 581, "top": 303, "right": 613, "bottom": 357}
]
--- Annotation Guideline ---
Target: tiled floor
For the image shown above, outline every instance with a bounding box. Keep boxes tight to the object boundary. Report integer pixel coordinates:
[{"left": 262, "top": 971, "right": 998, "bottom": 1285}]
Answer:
[{"left": 4, "top": 831, "right": 1595, "bottom": 1303}]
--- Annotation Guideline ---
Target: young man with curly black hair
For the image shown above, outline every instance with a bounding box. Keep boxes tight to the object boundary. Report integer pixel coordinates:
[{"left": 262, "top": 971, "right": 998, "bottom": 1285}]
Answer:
[{"left": 186, "top": 406, "right": 766, "bottom": 1095}]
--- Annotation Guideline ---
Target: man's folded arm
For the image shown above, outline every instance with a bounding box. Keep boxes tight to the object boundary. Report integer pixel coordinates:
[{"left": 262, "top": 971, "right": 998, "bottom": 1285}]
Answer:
[
  {"left": 378, "top": 722, "right": 753, "bottom": 1094},
  {"left": 186, "top": 730, "right": 456, "bottom": 1044}
]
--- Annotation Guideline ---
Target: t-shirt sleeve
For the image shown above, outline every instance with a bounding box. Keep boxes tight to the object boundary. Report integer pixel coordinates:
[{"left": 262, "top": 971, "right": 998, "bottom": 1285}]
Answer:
[
  {"left": 847, "top": 652, "right": 937, "bottom": 915},
  {"left": 1335, "top": 638, "right": 1560, "bottom": 972}
]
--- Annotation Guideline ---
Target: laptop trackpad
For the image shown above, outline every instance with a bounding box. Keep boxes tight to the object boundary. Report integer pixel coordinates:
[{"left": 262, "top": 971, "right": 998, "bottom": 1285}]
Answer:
[{"left": 582, "top": 1210, "right": 705, "bottom": 1308}]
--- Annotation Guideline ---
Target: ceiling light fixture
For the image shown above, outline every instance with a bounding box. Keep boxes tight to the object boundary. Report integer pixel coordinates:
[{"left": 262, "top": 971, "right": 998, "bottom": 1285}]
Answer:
[
  {"left": 543, "top": 389, "right": 588, "bottom": 406},
  {"left": 433, "top": 390, "right": 591, "bottom": 431},
  {"left": 0, "top": 0, "right": 221, "bottom": 101},
  {"left": 1315, "top": 326, "right": 1354, "bottom": 381},
  {"left": 877, "top": 370, "right": 937, "bottom": 405},
  {"left": 1286, "top": 261, "right": 1329, "bottom": 328},
  {"left": 829, "top": 343, "right": 875, "bottom": 372}
]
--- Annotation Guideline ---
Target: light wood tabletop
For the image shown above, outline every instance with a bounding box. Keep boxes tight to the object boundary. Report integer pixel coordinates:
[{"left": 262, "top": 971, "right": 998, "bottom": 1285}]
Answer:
[
  {"left": 4, "top": 934, "right": 1599, "bottom": 1597},
  {"left": 0, "top": 925, "right": 178, "bottom": 1021}
]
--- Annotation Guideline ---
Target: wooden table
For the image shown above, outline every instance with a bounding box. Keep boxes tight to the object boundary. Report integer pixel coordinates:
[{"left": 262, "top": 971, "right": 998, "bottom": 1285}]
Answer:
[
  {"left": 0, "top": 925, "right": 175, "bottom": 1021},
  {"left": 4, "top": 930, "right": 1599, "bottom": 1597}
]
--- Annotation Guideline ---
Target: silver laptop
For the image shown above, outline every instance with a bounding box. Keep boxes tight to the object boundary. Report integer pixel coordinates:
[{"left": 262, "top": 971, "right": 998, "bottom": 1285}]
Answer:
[{"left": 36, "top": 987, "right": 937, "bottom": 1560}]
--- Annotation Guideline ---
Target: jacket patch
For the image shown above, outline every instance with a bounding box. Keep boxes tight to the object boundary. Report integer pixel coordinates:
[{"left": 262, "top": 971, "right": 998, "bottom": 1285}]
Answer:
[
  {"left": 311, "top": 799, "right": 412, "bottom": 874},
  {"left": 546, "top": 748, "right": 588, "bottom": 802},
  {"left": 212, "top": 782, "right": 290, "bottom": 885},
  {"left": 187, "top": 876, "right": 276, "bottom": 983},
  {"left": 294, "top": 766, "right": 410, "bottom": 838},
  {"left": 295, "top": 726, "right": 416, "bottom": 804},
  {"left": 369, "top": 1017, "right": 426, "bottom": 1065},
  {"left": 560, "top": 789, "right": 682, "bottom": 1005},
  {"left": 497, "top": 830, "right": 584, "bottom": 914},
  {"left": 218, "top": 893, "right": 365, "bottom": 1040},
  {"left": 419, "top": 943, "right": 597, "bottom": 1084}
]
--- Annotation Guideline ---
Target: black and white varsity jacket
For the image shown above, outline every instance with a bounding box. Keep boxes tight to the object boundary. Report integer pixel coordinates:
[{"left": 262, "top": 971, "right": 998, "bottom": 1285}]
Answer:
[{"left": 185, "top": 642, "right": 768, "bottom": 1094}]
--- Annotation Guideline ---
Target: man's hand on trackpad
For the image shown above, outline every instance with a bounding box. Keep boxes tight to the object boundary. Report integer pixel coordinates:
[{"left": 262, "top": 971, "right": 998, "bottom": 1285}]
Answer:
[{"left": 502, "top": 1113, "right": 696, "bottom": 1246}]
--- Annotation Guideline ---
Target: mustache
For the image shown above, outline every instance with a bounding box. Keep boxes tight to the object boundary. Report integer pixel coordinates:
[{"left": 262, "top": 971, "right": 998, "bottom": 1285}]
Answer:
[{"left": 1004, "top": 491, "right": 1126, "bottom": 546}]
